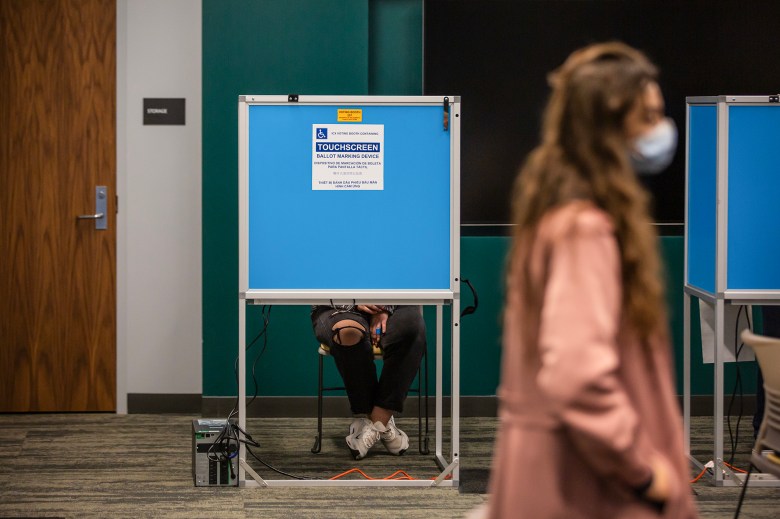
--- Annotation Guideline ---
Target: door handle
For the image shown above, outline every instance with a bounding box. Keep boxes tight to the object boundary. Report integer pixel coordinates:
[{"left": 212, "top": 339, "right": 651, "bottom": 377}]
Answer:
[{"left": 76, "top": 186, "right": 108, "bottom": 230}]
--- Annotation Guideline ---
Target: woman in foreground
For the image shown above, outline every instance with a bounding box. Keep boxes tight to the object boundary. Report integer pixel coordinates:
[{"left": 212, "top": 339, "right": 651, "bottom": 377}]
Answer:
[{"left": 476, "top": 42, "right": 698, "bottom": 518}]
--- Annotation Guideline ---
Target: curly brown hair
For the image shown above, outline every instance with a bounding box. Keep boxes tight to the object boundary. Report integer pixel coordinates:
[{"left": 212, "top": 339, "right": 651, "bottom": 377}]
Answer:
[{"left": 509, "top": 42, "right": 666, "bottom": 341}]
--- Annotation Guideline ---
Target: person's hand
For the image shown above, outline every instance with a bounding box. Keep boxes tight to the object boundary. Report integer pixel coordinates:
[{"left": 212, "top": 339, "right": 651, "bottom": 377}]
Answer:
[
  {"left": 644, "top": 455, "right": 672, "bottom": 504},
  {"left": 357, "top": 304, "right": 384, "bottom": 314},
  {"left": 370, "top": 312, "right": 389, "bottom": 345}
]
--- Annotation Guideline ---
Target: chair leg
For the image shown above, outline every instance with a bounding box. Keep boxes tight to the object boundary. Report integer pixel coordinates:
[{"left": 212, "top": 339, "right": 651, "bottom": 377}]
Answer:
[
  {"left": 734, "top": 463, "right": 754, "bottom": 519},
  {"left": 418, "top": 347, "right": 430, "bottom": 455},
  {"left": 425, "top": 351, "right": 431, "bottom": 454},
  {"left": 311, "top": 354, "right": 324, "bottom": 454},
  {"left": 417, "top": 361, "right": 423, "bottom": 453}
]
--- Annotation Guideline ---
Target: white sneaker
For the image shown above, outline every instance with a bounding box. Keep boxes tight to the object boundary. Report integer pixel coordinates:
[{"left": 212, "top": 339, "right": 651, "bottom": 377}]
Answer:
[
  {"left": 346, "top": 420, "right": 381, "bottom": 460},
  {"left": 348, "top": 416, "right": 370, "bottom": 439},
  {"left": 378, "top": 416, "right": 409, "bottom": 455}
]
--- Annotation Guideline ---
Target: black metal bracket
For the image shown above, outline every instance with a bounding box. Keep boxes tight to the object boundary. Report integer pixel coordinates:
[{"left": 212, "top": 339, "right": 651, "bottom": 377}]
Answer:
[
  {"left": 288, "top": 94, "right": 299, "bottom": 102},
  {"left": 443, "top": 96, "right": 450, "bottom": 131}
]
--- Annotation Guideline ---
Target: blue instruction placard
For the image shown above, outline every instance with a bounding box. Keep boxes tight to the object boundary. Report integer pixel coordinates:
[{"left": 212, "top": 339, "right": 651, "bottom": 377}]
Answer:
[{"left": 246, "top": 103, "right": 453, "bottom": 291}]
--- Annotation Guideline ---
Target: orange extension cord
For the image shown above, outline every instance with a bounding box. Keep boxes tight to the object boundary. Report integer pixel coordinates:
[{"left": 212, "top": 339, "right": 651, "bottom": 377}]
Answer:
[
  {"left": 329, "top": 464, "right": 745, "bottom": 484},
  {"left": 329, "top": 468, "right": 452, "bottom": 481},
  {"left": 333, "top": 462, "right": 743, "bottom": 484},
  {"left": 690, "top": 461, "right": 747, "bottom": 483}
]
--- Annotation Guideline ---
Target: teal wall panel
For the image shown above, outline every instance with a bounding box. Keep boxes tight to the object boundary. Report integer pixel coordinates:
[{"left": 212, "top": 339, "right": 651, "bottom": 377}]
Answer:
[
  {"left": 202, "top": 0, "right": 424, "bottom": 397},
  {"left": 459, "top": 237, "right": 506, "bottom": 395},
  {"left": 203, "top": 0, "right": 370, "bottom": 396},
  {"left": 369, "top": 0, "right": 423, "bottom": 95}
]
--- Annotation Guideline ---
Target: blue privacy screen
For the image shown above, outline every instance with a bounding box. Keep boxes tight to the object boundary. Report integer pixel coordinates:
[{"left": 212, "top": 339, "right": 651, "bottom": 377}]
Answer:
[
  {"left": 726, "top": 106, "right": 780, "bottom": 290},
  {"left": 686, "top": 104, "right": 717, "bottom": 293},
  {"left": 247, "top": 104, "right": 452, "bottom": 290}
]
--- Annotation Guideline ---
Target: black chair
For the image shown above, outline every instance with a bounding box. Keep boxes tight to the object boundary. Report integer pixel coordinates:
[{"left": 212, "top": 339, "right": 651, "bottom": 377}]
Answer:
[{"left": 311, "top": 342, "right": 429, "bottom": 455}]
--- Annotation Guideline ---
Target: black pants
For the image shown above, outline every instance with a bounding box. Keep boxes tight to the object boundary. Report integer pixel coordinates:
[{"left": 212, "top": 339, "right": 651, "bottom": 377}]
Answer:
[{"left": 312, "top": 306, "right": 426, "bottom": 415}]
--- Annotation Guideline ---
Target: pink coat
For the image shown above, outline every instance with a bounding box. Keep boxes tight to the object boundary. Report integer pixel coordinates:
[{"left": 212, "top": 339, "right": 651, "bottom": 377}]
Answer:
[{"left": 482, "top": 203, "right": 697, "bottom": 519}]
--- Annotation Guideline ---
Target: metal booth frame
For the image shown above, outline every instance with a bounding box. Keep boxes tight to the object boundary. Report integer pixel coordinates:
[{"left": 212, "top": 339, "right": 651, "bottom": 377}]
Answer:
[
  {"left": 237, "top": 95, "right": 462, "bottom": 488},
  {"left": 684, "top": 95, "right": 780, "bottom": 487}
]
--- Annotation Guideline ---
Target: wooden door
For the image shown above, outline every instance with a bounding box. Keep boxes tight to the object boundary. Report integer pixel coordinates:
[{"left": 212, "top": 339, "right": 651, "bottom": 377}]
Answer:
[{"left": 0, "top": 0, "right": 116, "bottom": 411}]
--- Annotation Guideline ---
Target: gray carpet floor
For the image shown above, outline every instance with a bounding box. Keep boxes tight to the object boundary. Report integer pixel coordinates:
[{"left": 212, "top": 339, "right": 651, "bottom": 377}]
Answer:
[{"left": 0, "top": 413, "right": 777, "bottom": 518}]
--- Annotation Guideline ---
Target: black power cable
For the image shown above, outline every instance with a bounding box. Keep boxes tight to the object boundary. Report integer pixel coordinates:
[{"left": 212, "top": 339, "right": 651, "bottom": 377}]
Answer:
[
  {"left": 460, "top": 278, "right": 478, "bottom": 318},
  {"left": 208, "top": 305, "right": 317, "bottom": 481},
  {"left": 247, "top": 305, "right": 272, "bottom": 408},
  {"left": 726, "top": 305, "right": 752, "bottom": 466},
  {"left": 245, "top": 443, "right": 321, "bottom": 480},
  {"left": 206, "top": 306, "right": 271, "bottom": 473}
]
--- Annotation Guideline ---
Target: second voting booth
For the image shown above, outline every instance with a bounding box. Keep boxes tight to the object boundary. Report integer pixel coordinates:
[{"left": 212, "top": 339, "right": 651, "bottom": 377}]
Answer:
[
  {"left": 685, "top": 95, "right": 780, "bottom": 486},
  {"left": 237, "top": 95, "right": 462, "bottom": 487}
]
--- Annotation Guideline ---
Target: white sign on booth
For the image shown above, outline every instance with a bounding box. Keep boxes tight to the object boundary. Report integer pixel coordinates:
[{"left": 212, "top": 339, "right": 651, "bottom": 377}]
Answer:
[{"left": 311, "top": 124, "right": 384, "bottom": 190}]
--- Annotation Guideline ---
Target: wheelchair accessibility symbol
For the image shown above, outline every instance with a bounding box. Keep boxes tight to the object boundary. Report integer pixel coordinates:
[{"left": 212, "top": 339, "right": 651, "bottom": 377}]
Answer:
[{"left": 316, "top": 128, "right": 328, "bottom": 139}]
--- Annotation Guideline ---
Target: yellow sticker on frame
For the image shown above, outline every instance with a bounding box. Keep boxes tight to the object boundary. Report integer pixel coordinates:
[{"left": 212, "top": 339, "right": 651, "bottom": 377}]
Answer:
[{"left": 337, "top": 109, "right": 363, "bottom": 122}]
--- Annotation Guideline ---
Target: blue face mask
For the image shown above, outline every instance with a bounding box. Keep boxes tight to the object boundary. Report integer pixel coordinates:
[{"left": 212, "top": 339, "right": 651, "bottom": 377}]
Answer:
[{"left": 629, "top": 118, "right": 678, "bottom": 175}]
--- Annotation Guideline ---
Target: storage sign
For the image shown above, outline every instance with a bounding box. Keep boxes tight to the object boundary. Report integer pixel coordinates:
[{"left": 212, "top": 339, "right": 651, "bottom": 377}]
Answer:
[{"left": 143, "top": 98, "right": 185, "bottom": 125}]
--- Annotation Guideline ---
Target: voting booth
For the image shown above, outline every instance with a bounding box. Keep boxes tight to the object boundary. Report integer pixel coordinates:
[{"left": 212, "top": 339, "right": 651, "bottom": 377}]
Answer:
[
  {"left": 684, "top": 95, "right": 780, "bottom": 486},
  {"left": 237, "top": 95, "right": 461, "bottom": 487}
]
